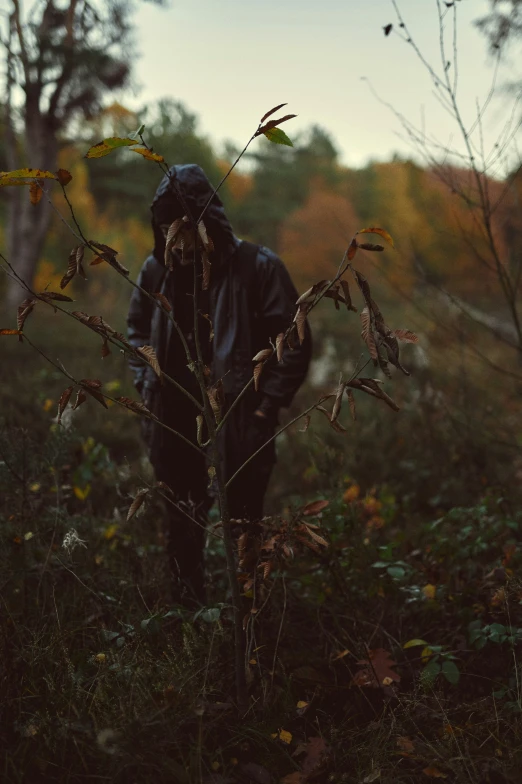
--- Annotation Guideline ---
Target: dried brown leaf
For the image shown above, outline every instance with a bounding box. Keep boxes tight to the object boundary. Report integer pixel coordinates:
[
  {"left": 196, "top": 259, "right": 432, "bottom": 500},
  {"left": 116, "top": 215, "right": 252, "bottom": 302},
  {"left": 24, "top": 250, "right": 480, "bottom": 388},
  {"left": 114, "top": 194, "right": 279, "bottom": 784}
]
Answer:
[
  {"left": 276, "top": 332, "right": 285, "bottom": 363},
  {"left": 296, "top": 286, "right": 315, "bottom": 305},
  {"left": 257, "top": 114, "right": 297, "bottom": 135},
  {"left": 56, "top": 168, "right": 73, "bottom": 186},
  {"left": 153, "top": 292, "right": 171, "bottom": 312},
  {"left": 393, "top": 329, "right": 418, "bottom": 343},
  {"left": 346, "top": 388, "right": 356, "bottom": 420},
  {"left": 347, "top": 237, "right": 358, "bottom": 260},
  {"left": 76, "top": 245, "right": 86, "bottom": 280},
  {"left": 358, "top": 242, "right": 385, "bottom": 252},
  {"left": 253, "top": 362, "right": 263, "bottom": 391},
  {"left": 304, "top": 525, "right": 328, "bottom": 547},
  {"left": 260, "top": 102, "right": 287, "bottom": 123},
  {"left": 38, "top": 291, "right": 73, "bottom": 302},
  {"left": 80, "top": 378, "right": 102, "bottom": 389},
  {"left": 0, "top": 328, "right": 23, "bottom": 335},
  {"left": 197, "top": 220, "right": 214, "bottom": 252},
  {"left": 29, "top": 181, "right": 43, "bottom": 205},
  {"left": 340, "top": 279, "right": 357, "bottom": 312},
  {"left": 127, "top": 489, "right": 149, "bottom": 521},
  {"left": 303, "top": 499, "right": 329, "bottom": 516},
  {"left": 360, "top": 307, "right": 378, "bottom": 360},
  {"left": 331, "top": 381, "right": 345, "bottom": 422},
  {"left": 422, "top": 768, "right": 447, "bottom": 779},
  {"left": 353, "top": 648, "right": 400, "bottom": 688},
  {"left": 60, "top": 246, "right": 81, "bottom": 289},
  {"left": 164, "top": 218, "right": 185, "bottom": 268},
  {"left": 294, "top": 307, "right": 307, "bottom": 345},
  {"left": 252, "top": 348, "right": 272, "bottom": 363},
  {"left": 116, "top": 396, "right": 154, "bottom": 417},
  {"left": 137, "top": 345, "right": 161, "bottom": 378},
  {"left": 57, "top": 386, "right": 74, "bottom": 421},
  {"left": 155, "top": 480, "right": 174, "bottom": 495},
  {"left": 101, "top": 338, "right": 110, "bottom": 358},
  {"left": 17, "top": 298, "right": 36, "bottom": 337},
  {"left": 72, "top": 389, "right": 87, "bottom": 411}
]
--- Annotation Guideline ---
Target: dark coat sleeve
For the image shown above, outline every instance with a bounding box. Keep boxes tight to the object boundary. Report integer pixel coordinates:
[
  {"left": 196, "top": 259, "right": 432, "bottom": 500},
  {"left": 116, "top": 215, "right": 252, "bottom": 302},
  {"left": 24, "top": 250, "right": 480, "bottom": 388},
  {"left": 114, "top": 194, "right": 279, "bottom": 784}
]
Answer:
[
  {"left": 255, "top": 247, "right": 312, "bottom": 412},
  {"left": 126, "top": 255, "right": 165, "bottom": 392}
]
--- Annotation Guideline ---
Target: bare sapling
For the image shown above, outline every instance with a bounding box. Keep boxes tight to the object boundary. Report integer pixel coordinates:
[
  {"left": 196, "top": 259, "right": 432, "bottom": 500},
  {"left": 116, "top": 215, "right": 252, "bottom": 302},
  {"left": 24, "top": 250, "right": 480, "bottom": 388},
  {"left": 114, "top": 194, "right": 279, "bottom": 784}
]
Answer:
[{"left": 0, "top": 104, "right": 419, "bottom": 712}]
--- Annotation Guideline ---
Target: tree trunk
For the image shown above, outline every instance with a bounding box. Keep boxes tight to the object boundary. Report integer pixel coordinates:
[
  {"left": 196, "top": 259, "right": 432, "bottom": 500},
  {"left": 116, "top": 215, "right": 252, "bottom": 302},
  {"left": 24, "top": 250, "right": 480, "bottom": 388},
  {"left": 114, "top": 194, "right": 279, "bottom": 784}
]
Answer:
[{"left": 5, "top": 114, "right": 57, "bottom": 312}]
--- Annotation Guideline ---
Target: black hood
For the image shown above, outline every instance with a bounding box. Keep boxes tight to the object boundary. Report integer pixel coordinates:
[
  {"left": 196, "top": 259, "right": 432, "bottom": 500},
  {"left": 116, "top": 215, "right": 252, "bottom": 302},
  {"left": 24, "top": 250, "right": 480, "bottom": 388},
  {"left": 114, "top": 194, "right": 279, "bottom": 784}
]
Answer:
[{"left": 151, "top": 164, "right": 235, "bottom": 264}]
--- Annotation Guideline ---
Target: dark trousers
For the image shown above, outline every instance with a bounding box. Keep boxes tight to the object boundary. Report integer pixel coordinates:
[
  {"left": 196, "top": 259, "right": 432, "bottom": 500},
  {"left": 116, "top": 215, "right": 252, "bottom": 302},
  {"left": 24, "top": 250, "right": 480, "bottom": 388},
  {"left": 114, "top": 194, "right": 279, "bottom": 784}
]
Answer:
[{"left": 155, "top": 415, "right": 276, "bottom": 604}]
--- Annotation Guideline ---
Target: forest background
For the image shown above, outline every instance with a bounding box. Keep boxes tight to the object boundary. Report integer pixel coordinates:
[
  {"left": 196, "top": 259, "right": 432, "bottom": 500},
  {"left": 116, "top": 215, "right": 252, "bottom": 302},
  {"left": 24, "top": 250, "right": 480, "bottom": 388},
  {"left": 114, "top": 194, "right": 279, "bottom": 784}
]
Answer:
[{"left": 2, "top": 1, "right": 522, "bottom": 782}]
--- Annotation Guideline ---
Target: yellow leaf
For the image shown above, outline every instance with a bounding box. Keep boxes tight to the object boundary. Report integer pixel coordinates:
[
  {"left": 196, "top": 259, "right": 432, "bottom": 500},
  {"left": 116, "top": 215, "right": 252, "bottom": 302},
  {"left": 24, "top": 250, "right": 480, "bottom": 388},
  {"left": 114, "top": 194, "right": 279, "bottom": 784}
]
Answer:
[
  {"left": 297, "top": 700, "right": 309, "bottom": 709},
  {"left": 95, "top": 653, "right": 106, "bottom": 663},
  {"left": 278, "top": 729, "right": 292, "bottom": 744},
  {"left": 103, "top": 524, "right": 118, "bottom": 541},
  {"left": 423, "top": 584, "right": 436, "bottom": 600},
  {"left": 29, "top": 483, "right": 41, "bottom": 492},
  {"left": 85, "top": 137, "right": 137, "bottom": 158},
  {"left": 343, "top": 484, "right": 360, "bottom": 503},
  {"left": 105, "top": 380, "right": 121, "bottom": 393},
  {"left": 0, "top": 168, "right": 56, "bottom": 181},
  {"left": 332, "top": 649, "right": 350, "bottom": 660},
  {"left": 42, "top": 398, "right": 54, "bottom": 412},
  {"left": 357, "top": 227, "right": 395, "bottom": 248},
  {"left": 129, "top": 146, "right": 165, "bottom": 162},
  {"left": 211, "top": 762, "right": 220, "bottom": 772},
  {"left": 73, "top": 484, "right": 91, "bottom": 501},
  {"left": 403, "top": 638, "right": 429, "bottom": 649},
  {"left": 24, "top": 532, "right": 34, "bottom": 541},
  {"left": 421, "top": 646, "right": 433, "bottom": 663}
]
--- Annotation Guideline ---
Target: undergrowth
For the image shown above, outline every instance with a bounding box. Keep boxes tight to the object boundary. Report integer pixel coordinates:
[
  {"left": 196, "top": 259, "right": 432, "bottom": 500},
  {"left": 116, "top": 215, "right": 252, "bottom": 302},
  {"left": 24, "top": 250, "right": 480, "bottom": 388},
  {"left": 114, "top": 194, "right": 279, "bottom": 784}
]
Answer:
[{"left": 1, "top": 421, "right": 522, "bottom": 784}]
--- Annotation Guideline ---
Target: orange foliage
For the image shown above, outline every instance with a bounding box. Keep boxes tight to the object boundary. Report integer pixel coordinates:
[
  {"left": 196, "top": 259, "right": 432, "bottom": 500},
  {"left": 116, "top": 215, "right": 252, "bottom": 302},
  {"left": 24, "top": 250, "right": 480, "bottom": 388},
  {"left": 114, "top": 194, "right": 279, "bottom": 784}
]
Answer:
[
  {"left": 279, "top": 180, "right": 360, "bottom": 285},
  {"left": 217, "top": 159, "right": 253, "bottom": 203}
]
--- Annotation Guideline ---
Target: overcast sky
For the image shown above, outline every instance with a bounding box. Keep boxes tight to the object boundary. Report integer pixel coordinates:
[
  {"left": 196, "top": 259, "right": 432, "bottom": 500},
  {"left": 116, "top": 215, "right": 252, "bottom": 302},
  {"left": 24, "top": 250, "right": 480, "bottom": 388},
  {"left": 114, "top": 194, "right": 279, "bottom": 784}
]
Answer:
[{"left": 126, "top": 0, "right": 518, "bottom": 169}]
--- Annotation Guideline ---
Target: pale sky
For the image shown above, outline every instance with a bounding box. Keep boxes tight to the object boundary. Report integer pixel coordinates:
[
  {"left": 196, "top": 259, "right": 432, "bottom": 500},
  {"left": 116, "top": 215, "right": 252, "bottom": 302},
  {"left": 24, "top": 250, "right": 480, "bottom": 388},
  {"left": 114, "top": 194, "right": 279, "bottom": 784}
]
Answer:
[{"left": 124, "top": 0, "right": 518, "bottom": 170}]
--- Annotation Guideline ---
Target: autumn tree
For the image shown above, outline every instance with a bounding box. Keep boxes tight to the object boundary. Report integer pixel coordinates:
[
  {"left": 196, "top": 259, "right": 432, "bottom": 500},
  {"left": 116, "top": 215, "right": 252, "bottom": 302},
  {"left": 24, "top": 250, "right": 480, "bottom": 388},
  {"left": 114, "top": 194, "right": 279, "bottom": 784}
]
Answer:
[{"left": 1, "top": 0, "right": 165, "bottom": 309}]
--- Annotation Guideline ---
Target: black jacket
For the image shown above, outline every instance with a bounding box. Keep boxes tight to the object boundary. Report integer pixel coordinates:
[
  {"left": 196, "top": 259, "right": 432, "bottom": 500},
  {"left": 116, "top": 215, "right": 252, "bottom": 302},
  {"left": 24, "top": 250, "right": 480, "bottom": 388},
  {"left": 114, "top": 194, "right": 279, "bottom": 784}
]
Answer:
[{"left": 126, "top": 164, "right": 311, "bottom": 475}]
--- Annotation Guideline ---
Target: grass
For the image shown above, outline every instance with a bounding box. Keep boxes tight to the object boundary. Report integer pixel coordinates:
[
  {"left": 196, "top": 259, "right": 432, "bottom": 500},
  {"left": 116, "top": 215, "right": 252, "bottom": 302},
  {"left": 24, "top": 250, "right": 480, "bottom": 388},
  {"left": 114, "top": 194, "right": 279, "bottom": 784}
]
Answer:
[{"left": 1, "top": 410, "right": 522, "bottom": 783}]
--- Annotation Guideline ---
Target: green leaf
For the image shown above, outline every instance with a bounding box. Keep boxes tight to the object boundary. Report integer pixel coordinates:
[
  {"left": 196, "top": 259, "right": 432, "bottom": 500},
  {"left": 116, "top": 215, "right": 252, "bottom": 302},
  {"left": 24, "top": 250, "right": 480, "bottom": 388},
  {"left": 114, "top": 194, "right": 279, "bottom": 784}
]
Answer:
[
  {"left": 85, "top": 137, "right": 138, "bottom": 159},
  {"left": 403, "top": 638, "right": 429, "bottom": 649},
  {"left": 193, "top": 607, "right": 221, "bottom": 623},
  {"left": 441, "top": 660, "right": 460, "bottom": 684},
  {"left": 423, "top": 659, "right": 442, "bottom": 679},
  {"left": 387, "top": 565, "right": 405, "bottom": 579},
  {"left": 263, "top": 127, "right": 294, "bottom": 147},
  {"left": 101, "top": 629, "right": 120, "bottom": 642}
]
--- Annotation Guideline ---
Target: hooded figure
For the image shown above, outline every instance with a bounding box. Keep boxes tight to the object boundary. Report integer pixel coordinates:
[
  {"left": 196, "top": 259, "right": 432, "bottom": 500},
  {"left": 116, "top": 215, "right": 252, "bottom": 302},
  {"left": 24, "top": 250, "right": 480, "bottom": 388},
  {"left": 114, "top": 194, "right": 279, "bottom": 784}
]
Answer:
[{"left": 127, "top": 165, "right": 311, "bottom": 603}]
